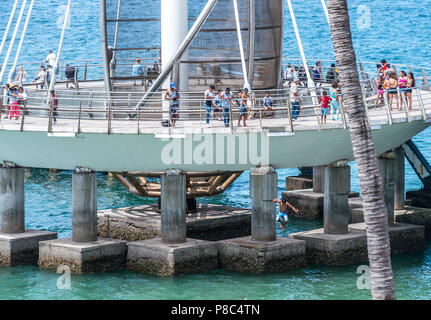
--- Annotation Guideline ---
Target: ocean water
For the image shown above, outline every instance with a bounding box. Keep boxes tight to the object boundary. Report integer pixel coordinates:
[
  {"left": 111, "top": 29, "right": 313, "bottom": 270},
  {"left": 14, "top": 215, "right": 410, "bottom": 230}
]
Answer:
[{"left": 0, "top": 0, "right": 430, "bottom": 300}]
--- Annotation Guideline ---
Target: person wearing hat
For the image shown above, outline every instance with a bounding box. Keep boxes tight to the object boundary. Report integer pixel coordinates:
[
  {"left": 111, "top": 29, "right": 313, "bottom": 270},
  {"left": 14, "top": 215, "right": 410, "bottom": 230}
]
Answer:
[
  {"left": 290, "top": 78, "right": 302, "bottom": 120},
  {"left": 164, "top": 83, "right": 180, "bottom": 127},
  {"left": 8, "top": 83, "right": 21, "bottom": 121}
]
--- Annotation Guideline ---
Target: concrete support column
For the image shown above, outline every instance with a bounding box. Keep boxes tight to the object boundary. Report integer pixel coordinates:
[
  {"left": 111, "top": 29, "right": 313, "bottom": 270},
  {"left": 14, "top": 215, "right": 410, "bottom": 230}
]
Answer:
[
  {"left": 394, "top": 147, "right": 405, "bottom": 210},
  {"left": 313, "top": 166, "right": 324, "bottom": 193},
  {"left": 0, "top": 167, "right": 25, "bottom": 234},
  {"left": 161, "top": 169, "right": 186, "bottom": 244},
  {"left": 323, "top": 163, "right": 350, "bottom": 234},
  {"left": 72, "top": 171, "right": 97, "bottom": 242},
  {"left": 250, "top": 166, "right": 278, "bottom": 242},
  {"left": 378, "top": 152, "right": 396, "bottom": 226}
]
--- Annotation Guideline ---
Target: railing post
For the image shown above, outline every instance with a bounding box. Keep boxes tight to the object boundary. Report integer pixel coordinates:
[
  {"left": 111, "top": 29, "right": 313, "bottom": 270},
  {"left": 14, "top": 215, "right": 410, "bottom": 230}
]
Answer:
[
  {"left": 257, "top": 93, "right": 262, "bottom": 131},
  {"left": 60, "top": 62, "right": 64, "bottom": 80},
  {"left": 399, "top": 88, "right": 410, "bottom": 122},
  {"left": 84, "top": 62, "right": 88, "bottom": 81},
  {"left": 77, "top": 101, "right": 82, "bottom": 133},
  {"left": 108, "top": 100, "right": 112, "bottom": 135},
  {"left": 422, "top": 68, "right": 430, "bottom": 91},
  {"left": 383, "top": 92, "right": 393, "bottom": 125},
  {"left": 137, "top": 108, "right": 140, "bottom": 134},
  {"left": 339, "top": 100, "right": 347, "bottom": 130},
  {"left": 416, "top": 88, "right": 428, "bottom": 121},
  {"left": 20, "top": 100, "right": 26, "bottom": 131},
  {"left": 287, "top": 99, "right": 294, "bottom": 133},
  {"left": 48, "top": 99, "right": 53, "bottom": 133}
]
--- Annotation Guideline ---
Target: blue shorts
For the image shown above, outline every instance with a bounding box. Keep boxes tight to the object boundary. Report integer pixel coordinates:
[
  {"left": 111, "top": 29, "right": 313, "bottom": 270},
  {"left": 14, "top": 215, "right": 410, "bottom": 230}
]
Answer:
[
  {"left": 276, "top": 212, "right": 288, "bottom": 223},
  {"left": 239, "top": 104, "right": 248, "bottom": 116},
  {"left": 321, "top": 107, "right": 328, "bottom": 115}
]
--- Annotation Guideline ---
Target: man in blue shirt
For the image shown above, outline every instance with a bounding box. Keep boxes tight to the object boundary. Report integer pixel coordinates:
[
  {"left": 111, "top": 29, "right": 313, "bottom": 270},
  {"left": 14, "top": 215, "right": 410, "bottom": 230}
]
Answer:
[
  {"left": 132, "top": 58, "right": 144, "bottom": 85},
  {"left": 221, "top": 88, "right": 233, "bottom": 128}
]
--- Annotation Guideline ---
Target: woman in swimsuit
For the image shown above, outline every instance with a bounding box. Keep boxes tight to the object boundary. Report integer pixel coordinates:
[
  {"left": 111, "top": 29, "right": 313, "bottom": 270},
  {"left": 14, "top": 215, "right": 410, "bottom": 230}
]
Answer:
[
  {"left": 374, "top": 75, "right": 385, "bottom": 109},
  {"left": 398, "top": 71, "right": 408, "bottom": 110},
  {"left": 329, "top": 81, "right": 340, "bottom": 120},
  {"left": 406, "top": 72, "right": 416, "bottom": 111},
  {"left": 386, "top": 73, "right": 399, "bottom": 111}
]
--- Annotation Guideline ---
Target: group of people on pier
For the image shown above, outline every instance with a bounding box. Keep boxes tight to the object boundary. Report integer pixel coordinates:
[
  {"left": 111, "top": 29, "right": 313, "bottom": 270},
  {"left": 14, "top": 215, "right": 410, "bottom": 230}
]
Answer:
[
  {"left": 374, "top": 59, "right": 416, "bottom": 111},
  {"left": 164, "top": 83, "right": 278, "bottom": 128}
]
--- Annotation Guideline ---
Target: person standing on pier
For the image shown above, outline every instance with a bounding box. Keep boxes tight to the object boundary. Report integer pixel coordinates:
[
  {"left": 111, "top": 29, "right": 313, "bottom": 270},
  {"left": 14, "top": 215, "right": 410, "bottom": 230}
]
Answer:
[
  {"left": 290, "top": 78, "right": 302, "bottom": 120},
  {"left": 320, "top": 91, "right": 332, "bottom": 124},
  {"left": 16, "top": 66, "right": 27, "bottom": 86},
  {"left": 330, "top": 82, "right": 341, "bottom": 120},
  {"left": 8, "top": 83, "right": 20, "bottom": 122},
  {"left": 45, "top": 50, "right": 56, "bottom": 68},
  {"left": 221, "top": 88, "right": 233, "bottom": 128},
  {"left": 164, "top": 83, "right": 180, "bottom": 128},
  {"left": 50, "top": 90, "right": 59, "bottom": 124},
  {"left": 406, "top": 72, "right": 415, "bottom": 111},
  {"left": 386, "top": 73, "right": 399, "bottom": 111},
  {"left": 132, "top": 58, "right": 144, "bottom": 86},
  {"left": 238, "top": 88, "right": 250, "bottom": 127},
  {"left": 399, "top": 71, "right": 408, "bottom": 110},
  {"left": 204, "top": 85, "right": 216, "bottom": 128},
  {"left": 212, "top": 89, "right": 223, "bottom": 121}
]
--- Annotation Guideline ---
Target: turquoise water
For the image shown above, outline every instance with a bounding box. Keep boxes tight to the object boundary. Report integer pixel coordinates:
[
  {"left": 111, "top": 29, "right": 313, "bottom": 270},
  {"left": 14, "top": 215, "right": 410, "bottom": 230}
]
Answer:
[{"left": 0, "top": 0, "right": 431, "bottom": 300}]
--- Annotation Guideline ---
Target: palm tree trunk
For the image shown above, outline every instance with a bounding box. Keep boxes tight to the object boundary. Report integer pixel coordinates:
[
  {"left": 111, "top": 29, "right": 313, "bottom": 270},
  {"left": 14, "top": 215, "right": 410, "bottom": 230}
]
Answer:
[{"left": 326, "top": 0, "right": 396, "bottom": 300}]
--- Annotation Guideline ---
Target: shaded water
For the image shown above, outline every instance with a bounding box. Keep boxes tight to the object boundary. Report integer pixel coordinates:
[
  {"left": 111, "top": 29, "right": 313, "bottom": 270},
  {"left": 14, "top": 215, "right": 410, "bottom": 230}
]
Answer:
[{"left": 0, "top": 0, "right": 430, "bottom": 299}]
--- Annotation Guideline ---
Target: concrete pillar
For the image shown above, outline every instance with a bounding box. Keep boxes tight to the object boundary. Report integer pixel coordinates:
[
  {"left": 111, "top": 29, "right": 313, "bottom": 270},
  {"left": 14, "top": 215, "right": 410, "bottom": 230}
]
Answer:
[
  {"left": 313, "top": 166, "right": 324, "bottom": 193},
  {"left": 0, "top": 167, "right": 25, "bottom": 234},
  {"left": 72, "top": 172, "right": 97, "bottom": 242},
  {"left": 323, "top": 163, "right": 350, "bottom": 234},
  {"left": 250, "top": 166, "right": 278, "bottom": 242},
  {"left": 378, "top": 152, "right": 396, "bottom": 226},
  {"left": 161, "top": 169, "right": 186, "bottom": 244},
  {"left": 394, "top": 147, "right": 405, "bottom": 210}
]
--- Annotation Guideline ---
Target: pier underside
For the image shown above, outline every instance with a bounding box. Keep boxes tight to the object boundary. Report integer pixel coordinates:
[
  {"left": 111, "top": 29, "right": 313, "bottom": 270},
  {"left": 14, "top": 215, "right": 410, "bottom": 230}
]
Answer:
[{"left": 0, "top": 120, "right": 429, "bottom": 172}]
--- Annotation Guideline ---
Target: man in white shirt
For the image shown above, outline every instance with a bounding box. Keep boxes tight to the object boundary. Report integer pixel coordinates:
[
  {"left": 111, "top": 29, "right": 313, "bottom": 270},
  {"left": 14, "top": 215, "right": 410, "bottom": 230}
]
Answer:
[
  {"left": 290, "top": 79, "right": 302, "bottom": 120},
  {"left": 45, "top": 50, "right": 56, "bottom": 67}
]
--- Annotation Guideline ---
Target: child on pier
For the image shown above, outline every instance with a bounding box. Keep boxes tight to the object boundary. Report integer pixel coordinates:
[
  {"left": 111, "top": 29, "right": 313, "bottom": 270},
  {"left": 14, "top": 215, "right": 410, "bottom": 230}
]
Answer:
[
  {"left": 273, "top": 198, "right": 299, "bottom": 229},
  {"left": 320, "top": 91, "right": 332, "bottom": 124}
]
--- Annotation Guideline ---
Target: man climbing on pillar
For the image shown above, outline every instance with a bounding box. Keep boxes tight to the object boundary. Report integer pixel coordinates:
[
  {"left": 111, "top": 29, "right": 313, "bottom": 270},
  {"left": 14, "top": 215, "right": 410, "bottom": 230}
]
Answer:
[{"left": 273, "top": 198, "right": 299, "bottom": 229}]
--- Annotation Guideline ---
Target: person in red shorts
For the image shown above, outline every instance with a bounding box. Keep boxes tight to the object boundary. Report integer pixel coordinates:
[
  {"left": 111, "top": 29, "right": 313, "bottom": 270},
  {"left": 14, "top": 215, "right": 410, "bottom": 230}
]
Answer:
[
  {"left": 8, "top": 83, "right": 21, "bottom": 121},
  {"left": 320, "top": 91, "right": 332, "bottom": 124}
]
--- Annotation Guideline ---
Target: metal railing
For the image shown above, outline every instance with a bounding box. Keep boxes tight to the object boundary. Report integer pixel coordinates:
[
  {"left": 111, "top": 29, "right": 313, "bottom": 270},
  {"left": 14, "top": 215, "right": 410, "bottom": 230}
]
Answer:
[{"left": 1, "top": 85, "right": 430, "bottom": 135}]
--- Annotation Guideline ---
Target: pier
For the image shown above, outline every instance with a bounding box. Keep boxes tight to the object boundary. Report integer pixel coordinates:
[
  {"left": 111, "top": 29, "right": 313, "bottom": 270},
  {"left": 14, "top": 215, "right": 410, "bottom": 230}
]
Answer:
[{"left": 0, "top": 0, "right": 431, "bottom": 280}]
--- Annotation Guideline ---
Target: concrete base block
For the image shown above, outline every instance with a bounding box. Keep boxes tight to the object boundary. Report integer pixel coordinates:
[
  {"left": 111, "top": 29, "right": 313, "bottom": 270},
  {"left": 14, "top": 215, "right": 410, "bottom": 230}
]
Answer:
[
  {"left": 127, "top": 238, "right": 218, "bottom": 276},
  {"left": 0, "top": 230, "right": 57, "bottom": 267},
  {"left": 218, "top": 236, "right": 306, "bottom": 274},
  {"left": 285, "top": 176, "right": 313, "bottom": 191},
  {"left": 38, "top": 238, "right": 127, "bottom": 274},
  {"left": 406, "top": 189, "right": 431, "bottom": 209},
  {"left": 282, "top": 189, "right": 360, "bottom": 220},
  {"left": 290, "top": 229, "right": 368, "bottom": 266},
  {"left": 349, "top": 222, "right": 425, "bottom": 255},
  {"left": 98, "top": 204, "right": 250, "bottom": 242},
  {"left": 396, "top": 206, "right": 431, "bottom": 239}
]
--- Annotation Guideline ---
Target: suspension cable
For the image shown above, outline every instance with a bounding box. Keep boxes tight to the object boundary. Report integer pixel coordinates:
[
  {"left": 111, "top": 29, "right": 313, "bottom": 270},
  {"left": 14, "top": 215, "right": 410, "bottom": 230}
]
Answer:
[
  {"left": 321, "top": 0, "right": 330, "bottom": 25},
  {"left": 0, "top": 0, "right": 27, "bottom": 85},
  {"left": 49, "top": 0, "right": 72, "bottom": 91},
  {"left": 0, "top": 0, "right": 20, "bottom": 59},
  {"left": 233, "top": 0, "right": 251, "bottom": 90},
  {"left": 8, "top": 0, "right": 35, "bottom": 84}
]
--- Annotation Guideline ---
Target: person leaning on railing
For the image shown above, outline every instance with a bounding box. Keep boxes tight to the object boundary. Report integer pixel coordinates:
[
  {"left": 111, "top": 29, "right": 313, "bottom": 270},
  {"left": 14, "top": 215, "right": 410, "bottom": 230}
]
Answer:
[{"left": 65, "top": 64, "right": 77, "bottom": 89}]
